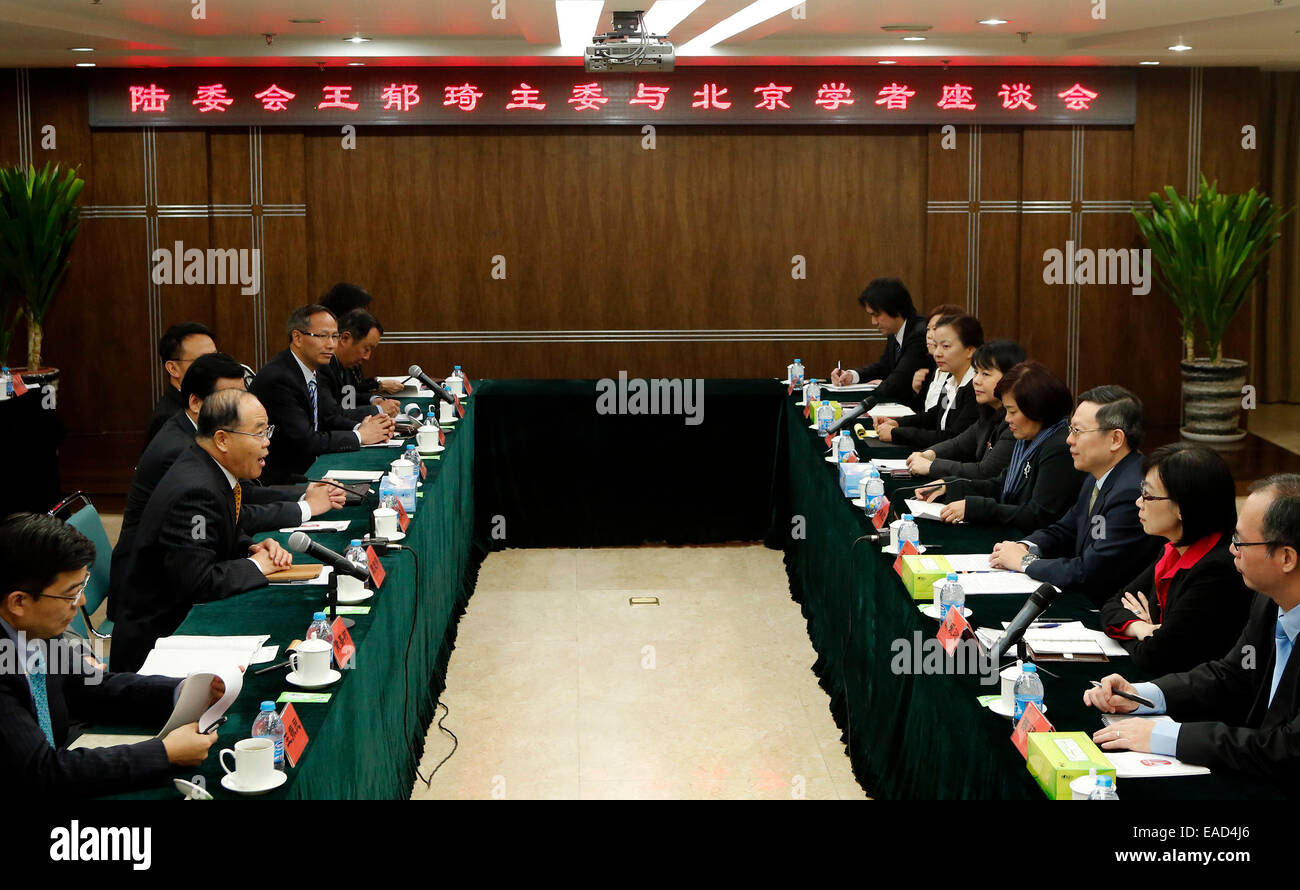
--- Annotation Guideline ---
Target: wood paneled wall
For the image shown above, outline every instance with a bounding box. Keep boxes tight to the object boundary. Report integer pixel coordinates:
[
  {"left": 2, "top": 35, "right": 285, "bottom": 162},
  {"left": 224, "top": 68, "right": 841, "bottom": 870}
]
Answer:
[{"left": 0, "top": 67, "right": 1264, "bottom": 495}]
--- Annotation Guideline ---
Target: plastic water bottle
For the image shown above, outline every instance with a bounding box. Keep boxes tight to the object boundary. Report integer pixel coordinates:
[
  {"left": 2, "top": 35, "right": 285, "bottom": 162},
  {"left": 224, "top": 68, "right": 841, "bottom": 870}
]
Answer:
[
  {"left": 0, "top": 367, "right": 10, "bottom": 400},
  {"left": 938, "top": 572, "right": 966, "bottom": 621},
  {"left": 403, "top": 444, "right": 422, "bottom": 476},
  {"left": 791, "top": 358, "right": 805, "bottom": 386},
  {"left": 816, "top": 401, "right": 835, "bottom": 433},
  {"left": 306, "top": 611, "right": 334, "bottom": 645},
  {"left": 862, "top": 476, "right": 886, "bottom": 514},
  {"left": 836, "top": 429, "right": 855, "bottom": 462},
  {"left": 251, "top": 701, "right": 286, "bottom": 770},
  {"left": 1088, "top": 775, "right": 1119, "bottom": 800},
  {"left": 803, "top": 378, "right": 821, "bottom": 404},
  {"left": 345, "top": 539, "right": 370, "bottom": 577},
  {"left": 898, "top": 514, "right": 921, "bottom": 551},
  {"left": 1013, "top": 663, "right": 1045, "bottom": 723}
]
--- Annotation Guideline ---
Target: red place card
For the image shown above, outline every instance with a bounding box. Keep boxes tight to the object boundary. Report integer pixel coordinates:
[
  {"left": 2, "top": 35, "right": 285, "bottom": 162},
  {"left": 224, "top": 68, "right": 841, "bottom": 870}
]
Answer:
[
  {"left": 802, "top": 403, "right": 810, "bottom": 419},
  {"left": 281, "top": 703, "right": 309, "bottom": 768},
  {"left": 418, "top": 459, "right": 428, "bottom": 480},
  {"left": 366, "top": 545, "right": 386, "bottom": 589},
  {"left": 330, "top": 617, "right": 356, "bottom": 669},
  {"left": 454, "top": 397, "right": 465, "bottom": 419},
  {"left": 787, "top": 381, "right": 794, "bottom": 396},
  {"left": 438, "top": 426, "right": 446, "bottom": 446},
  {"left": 823, "top": 434, "right": 834, "bottom": 449},
  {"left": 395, "top": 498, "right": 410, "bottom": 532},
  {"left": 936, "top": 606, "right": 972, "bottom": 656},
  {"left": 1011, "top": 702, "right": 1056, "bottom": 758},
  {"left": 11, "top": 373, "right": 27, "bottom": 397},
  {"left": 871, "top": 496, "right": 891, "bottom": 531},
  {"left": 892, "top": 539, "right": 919, "bottom": 574},
  {"left": 463, "top": 376, "right": 473, "bottom": 396}
]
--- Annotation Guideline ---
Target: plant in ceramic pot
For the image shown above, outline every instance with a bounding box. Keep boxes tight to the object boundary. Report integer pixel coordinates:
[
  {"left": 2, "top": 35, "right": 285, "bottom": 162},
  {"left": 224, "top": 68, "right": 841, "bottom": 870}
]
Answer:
[
  {"left": 0, "top": 162, "right": 85, "bottom": 386},
  {"left": 1133, "top": 176, "right": 1283, "bottom": 442}
]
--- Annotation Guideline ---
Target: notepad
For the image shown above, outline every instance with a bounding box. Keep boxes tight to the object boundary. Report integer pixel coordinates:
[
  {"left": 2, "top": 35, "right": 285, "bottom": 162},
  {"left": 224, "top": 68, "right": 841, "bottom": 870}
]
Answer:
[
  {"left": 903, "top": 498, "right": 945, "bottom": 521},
  {"left": 873, "top": 459, "right": 911, "bottom": 472},
  {"left": 138, "top": 635, "right": 269, "bottom": 677},
  {"left": 1104, "top": 748, "right": 1211, "bottom": 778},
  {"left": 953, "top": 572, "right": 1048, "bottom": 596},
  {"left": 323, "top": 469, "right": 384, "bottom": 482},
  {"left": 866, "top": 403, "right": 915, "bottom": 418},
  {"left": 278, "top": 520, "right": 351, "bottom": 533}
]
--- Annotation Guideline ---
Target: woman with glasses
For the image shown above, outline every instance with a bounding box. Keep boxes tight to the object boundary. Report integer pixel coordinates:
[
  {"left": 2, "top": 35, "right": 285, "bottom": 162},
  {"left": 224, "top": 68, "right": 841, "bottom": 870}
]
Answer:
[
  {"left": 1098, "top": 443, "right": 1253, "bottom": 674},
  {"left": 905, "top": 339, "right": 1026, "bottom": 481},
  {"left": 876, "top": 314, "right": 984, "bottom": 447},
  {"left": 917, "top": 360, "right": 1084, "bottom": 534}
]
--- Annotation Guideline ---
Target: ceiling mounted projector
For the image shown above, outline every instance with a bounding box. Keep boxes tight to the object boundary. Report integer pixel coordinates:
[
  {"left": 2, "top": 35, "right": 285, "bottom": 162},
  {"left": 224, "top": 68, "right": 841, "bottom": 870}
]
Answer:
[{"left": 585, "top": 10, "right": 675, "bottom": 72}]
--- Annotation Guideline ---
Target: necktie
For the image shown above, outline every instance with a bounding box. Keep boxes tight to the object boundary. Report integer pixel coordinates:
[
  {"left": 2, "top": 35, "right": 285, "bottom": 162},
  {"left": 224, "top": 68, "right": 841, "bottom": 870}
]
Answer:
[
  {"left": 1270, "top": 620, "right": 1293, "bottom": 707},
  {"left": 1087, "top": 484, "right": 1100, "bottom": 514},
  {"left": 233, "top": 481, "right": 242, "bottom": 524},
  {"left": 28, "top": 646, "right": 56, "bottom": 749},
  {"left": 307, "top": 379, "right": 318, "bottom": 431}
]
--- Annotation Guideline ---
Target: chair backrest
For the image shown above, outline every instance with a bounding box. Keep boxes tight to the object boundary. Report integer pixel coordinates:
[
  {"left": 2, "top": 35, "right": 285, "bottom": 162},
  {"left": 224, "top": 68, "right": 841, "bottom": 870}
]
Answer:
[{"left": 62, "top": 502, "right": 112, "bottom": 618}]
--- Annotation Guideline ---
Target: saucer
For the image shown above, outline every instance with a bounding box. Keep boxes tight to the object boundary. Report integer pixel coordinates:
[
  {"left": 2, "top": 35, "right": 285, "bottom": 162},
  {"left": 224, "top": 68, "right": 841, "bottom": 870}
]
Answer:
[
  {"left": 920, "top": 604, "right": 973, "bottom": 620},
  {"left": 220, "top": 770, "right": 288, "bottom": 795},
  {"left": 881, "top": 544, "right": 927, "bottom": 555},
  {"left": 987, "top": 698, "right": 1015, "bottom": 718},
  {"left": 418, "top": 444, "right": 446, "bottom": 455},
  {"left": 336, "top": 588, "right": 374, "bottom": 605},
  {"left": 377, "top": 530, "right": 406, "bottom": 542},
  {"left": 287, "top": 668, "right": 341, "bottom": 689}
]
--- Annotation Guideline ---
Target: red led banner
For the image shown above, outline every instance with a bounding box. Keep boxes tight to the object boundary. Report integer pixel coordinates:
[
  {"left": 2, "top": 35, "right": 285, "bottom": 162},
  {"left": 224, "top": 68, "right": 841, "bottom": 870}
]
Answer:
[{"left": 89, "top": 67, "right": 1136, "bottom": 127}]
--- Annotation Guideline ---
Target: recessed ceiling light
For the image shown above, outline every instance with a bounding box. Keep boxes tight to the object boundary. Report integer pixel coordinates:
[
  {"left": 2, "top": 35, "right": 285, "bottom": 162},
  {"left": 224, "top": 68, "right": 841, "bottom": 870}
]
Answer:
[
  {"left": 1168, "top": 42, "right": 1192, "bottom": 51},
  {"left": 1139, "top": 60, "right": 1160, "bottom": 65},
  {"left": 347, "top": 62, "right": 366, "bottom": 66},
  {"left": 878, "top": 59, "right": 897, "bottom": 64},
  {"left": 978, "top": 18, "right": 1008, "bottom": 25},
  {"left": 69, "top": 47, "right": 94, "bottom": 52},
  {"left": 344, "top": 36, "right": 371, "bottom": 43},
  {"left": 76, "top": 62, "right": 95, "bottom": 67},
  {"left": 902, "top": 36, "right": 926, "bottom": 41}
]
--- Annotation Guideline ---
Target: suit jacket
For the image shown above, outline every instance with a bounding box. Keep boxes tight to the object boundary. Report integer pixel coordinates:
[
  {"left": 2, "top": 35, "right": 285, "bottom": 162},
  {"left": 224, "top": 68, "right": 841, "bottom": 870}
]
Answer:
[
  {"left": 144, "top": 385, "right": 186, "bottom": 444},
  {"left": 250, "top": 348, "right": 361, "bottom": 484},
  {"left": 1157, "top": 592, "right": 1300, "bottom": 792},
  {"left": 108, "top": 443, "right": 268, "bottom": 672},
  {"left": 889, "top": 376, "right": 979, "bottom": 449},
  {"left": 0, "top": 645, "right": 179, "bottom": 796},
  {"left": 1100, "top": 535, "right": 1254, "bottom": 675},
  {"left": 945, "top": 425, "right": 1084, "bottom": 535},
  {"left": 928, "top": 406, "right": 1014, "bottom": 482},
  {"left": 318, "top": 355, "right": 381, "bottom": 423},
  {"left": 1023, "top": 450, "right": 1163, "bottom": 605},
  {"left": 854, "top": 315, "right": 934, "bottom": 413}
]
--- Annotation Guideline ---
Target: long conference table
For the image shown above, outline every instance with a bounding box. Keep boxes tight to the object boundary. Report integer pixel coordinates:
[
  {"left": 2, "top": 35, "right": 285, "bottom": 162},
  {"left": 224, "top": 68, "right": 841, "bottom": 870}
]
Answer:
[{"left": 100, "top": 379, "right": 1275, "bottom": 799}]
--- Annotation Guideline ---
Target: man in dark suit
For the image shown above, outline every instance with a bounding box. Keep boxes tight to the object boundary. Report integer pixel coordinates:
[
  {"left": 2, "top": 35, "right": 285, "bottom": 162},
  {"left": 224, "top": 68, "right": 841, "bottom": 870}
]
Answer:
[
  {"left": 145, "top": 322, "right": 216, "bottom": 444},
  {"left": 109, "top": 390, "right": 294, "bottom": 672},
  {"left": 317, "top": 309, "right": 400, "bottom": 422},
  {"left": 0, "top": 513, "right": 219, "bottom": 795},
  {"left": 250, "top": 304, "right": 395, "bottom": 484},
  {"left": 1086, "top": 475, "right": 1300, "bottom": 791},
  {"left": 989, "top": 385, "right": 1162, "bottom": 604},
  {"left": 828, "top": 278, "right": 934, "bottom": 413}
]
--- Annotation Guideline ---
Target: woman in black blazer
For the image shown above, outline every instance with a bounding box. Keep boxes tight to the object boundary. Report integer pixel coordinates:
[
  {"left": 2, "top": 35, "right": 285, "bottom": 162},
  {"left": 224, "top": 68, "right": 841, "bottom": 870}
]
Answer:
[
  {"left": 906, "top": 339, "right": 1026, "bottom": 482},
  {"left": 878, "top": 314, "right": 983, "bottom": 449},
  {"left": 1099, "top": 443, "right": 1253, "bottom": 675},
  {"left": 918, "top": 361, "right": 1084, "bottom": 535}
]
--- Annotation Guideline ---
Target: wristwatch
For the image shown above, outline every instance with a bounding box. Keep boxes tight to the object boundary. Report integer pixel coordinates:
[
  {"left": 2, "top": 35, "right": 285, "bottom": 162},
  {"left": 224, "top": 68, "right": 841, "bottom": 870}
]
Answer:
[{"left": 1020, "top": 553, "right": 1038, "bottom": 571}]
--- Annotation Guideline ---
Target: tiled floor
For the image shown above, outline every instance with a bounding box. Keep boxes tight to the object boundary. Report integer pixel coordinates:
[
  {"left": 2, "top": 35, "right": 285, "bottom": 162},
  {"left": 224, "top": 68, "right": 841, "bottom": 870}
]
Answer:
[{"left": 411, "top": 545, "right": 867, "bottom": 800}]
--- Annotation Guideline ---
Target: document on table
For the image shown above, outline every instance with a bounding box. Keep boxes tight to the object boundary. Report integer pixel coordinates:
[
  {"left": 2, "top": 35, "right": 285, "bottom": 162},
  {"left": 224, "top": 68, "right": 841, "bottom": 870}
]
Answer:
[
  {"left": 138, "top": 635, "right": 269, "bottom": 676},
  {"left": 362, "top": 438, "right": 406, "bottom": 449},
  {"left": 323, "top": 469, "right": 384, "bottom": 482},
  {"left": 941, "top": 553, "right": 1001, "bottom": 573},
  {"left": 375, "top": 375, "right": 437, "bottom": 397},
  {"left": 903, "top": 498, "right": 945, "bottom": 521},
  {"left": 1097, "top": 721, "right": 1211, "bottom": 777},
  {"left": 270, "top": 565, "right": 335, "bottom": 587},
  {"left": 278, "top": 519, "right": 351, "bottom": 533},
  {"left": 867, "top": 403, "right": 916, "bottom": 419},
  {"left": 872, "top": 459, "right": 911, "bottom": 472},
  {"left": 68, "top": 665, "right": 245, "bottom": 749},
  {"left": 820, "top": 382, "right": 878, "bottom": 392},
  {"left": 1003, "top": 620, "right": 1129, "bottom": 658},
  {"left": 955, "top": 572, "right": 1049, "bottom": 596}
]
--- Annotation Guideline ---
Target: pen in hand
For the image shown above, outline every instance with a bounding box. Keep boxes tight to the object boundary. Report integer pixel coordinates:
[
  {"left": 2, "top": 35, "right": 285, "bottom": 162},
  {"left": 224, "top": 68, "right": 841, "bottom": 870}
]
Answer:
[{"left": 1089, "top": 680, "right": 1154, "bottom": 709}]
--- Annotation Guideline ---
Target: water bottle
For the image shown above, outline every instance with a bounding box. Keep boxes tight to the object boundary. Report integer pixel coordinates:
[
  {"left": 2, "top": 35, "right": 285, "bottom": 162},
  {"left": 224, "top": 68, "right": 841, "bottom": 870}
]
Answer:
[
  {"left": 345, "top": 539, "right": 369, "bottom": 577},
  {"left": 815, "top": 401, "right": 835, "bottom": 433},
  {"left": 251, "top": 701, "right": 286, "bottom": 770},
  {"left": 1012, "top": 663, "right": 1045, "bottom": 723},
  {"left": 938, "top": 572, "right": 965, "bottom": 621},
  {"left": 306, "top": 610, "right": 334, "bottom": 645},
  {"left": 897, "top": 514, "right": 921, "bottom": 551},
  {"left": 0, "top": 367, "right": 10, "bottom": 400},
  {"left": 378, "top": 474, "right": 398, "bottom": 505},
  {"left": 836, "top": 429, "right": 855, "bottom": 463},
  {"left": 802, "top": 378, "right": 821, "bottom": 405},
  {"left": 403, "top": 444, "right": 422, "bottom": 476},
  {"left": 1088, "top": 775, "right": 1119, "bottom": 800},
  {"left": 791, "top": 358, "right": 805, "bottom": 386},
  {"left": 862, "top": 476, "right": 885, "bottom": 514}
]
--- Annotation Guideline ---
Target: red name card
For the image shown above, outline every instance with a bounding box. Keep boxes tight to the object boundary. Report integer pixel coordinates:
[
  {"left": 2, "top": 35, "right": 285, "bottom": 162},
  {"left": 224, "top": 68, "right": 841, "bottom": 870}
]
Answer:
[
  {"left": 823, "top": 433, "right": 834, "bottom": 449},
  {"left": 1011, "top": 701, "right": 1055, "bottom": 759},
  {"left": 787, "top": 381, "right": 795, "bottom": 396},
  {"left": 330, "top": 616, "right": 356, "bottom": 669},
  {"left": 935, "top": 604, "right": 971, "bottom": 656},
  {"left": 439, "top": 426, "right": 446, "bottom": 446},
  {"left": 366, "top": 545, "right": 386, "bottom": 589},
  {"left": 395, "top": 498, "right": 410, "bottom": 531},
  {"left": 418, "top": 458, "right": 428, "bottom": 481},
  {"left": 281, "top": 703, "right": 309, "bottom": 768},
  {"left": 871, "top": 496, "right": 891, "bottom": 531},
  {"left": 463, "top": 376, "right": 473, "bottom": 396},
  {"left": 803, "top": 402, "right": 811, "bottom": 419},
  {"left": 11, "top": 373, "right": 27, "bottom": 397},
  {"left": 455, "top": 396, "right": 465, "bottom": 419},
  {"left": 892, "top": 539, "right": 919, "bottom": 574}
]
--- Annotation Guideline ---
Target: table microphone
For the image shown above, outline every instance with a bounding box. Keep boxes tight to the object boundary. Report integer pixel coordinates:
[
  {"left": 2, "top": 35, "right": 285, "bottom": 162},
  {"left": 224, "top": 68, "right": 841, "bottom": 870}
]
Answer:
[
  {"left": 287, "top": 532, "right": 370, "bottom": 581},
  {"left": 408, "top": 364, "right": 456, "bottom": 405},
  {"left": 827, "top": 399, "right": 875, "bottom": 435},
  {"left": 992, "top": 583, "right": 1061, "bottom": 661}
]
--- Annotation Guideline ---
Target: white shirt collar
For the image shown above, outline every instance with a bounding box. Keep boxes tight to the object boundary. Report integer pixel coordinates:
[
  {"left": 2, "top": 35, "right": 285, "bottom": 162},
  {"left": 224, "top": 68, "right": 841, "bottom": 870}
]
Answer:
[
  {"left": 894, "top": 326, "right": 906, "bottom": 349},
  {"left": 290, "top": 349, "right": 317, "bottom": 387},
  {"left": 186, "top": 413, "right": 198, "bottom": 430},
  {"left": 946, "top": 364, "right": 975, "bottom": 393},
  {"left": 206, "top": 450, "right": 239, "bottom": 489},
  {"left": 1095, "top": 465, "right": 1115, "bottom": 491}
]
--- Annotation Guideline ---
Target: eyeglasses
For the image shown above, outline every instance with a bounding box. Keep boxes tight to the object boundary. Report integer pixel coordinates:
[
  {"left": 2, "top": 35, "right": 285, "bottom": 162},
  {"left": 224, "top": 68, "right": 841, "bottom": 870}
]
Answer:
[
  {"left": 22, "top": 575, "right": 90, "bottom": 603},
  {"left": 1231, "top": 533, "right": 1281, "bottom": 550},
  {"left": 298, "top": 330, "right": 341, "bottom": 341},
  {"left": 1068, "top": 425, "right": 1117, "bottom": 437},
  {"left": 1138, "top": 486, "right": 1172, "bottom": 502},
  {"left": 220, "top": 425, "right": 275, "bottom": 442}
]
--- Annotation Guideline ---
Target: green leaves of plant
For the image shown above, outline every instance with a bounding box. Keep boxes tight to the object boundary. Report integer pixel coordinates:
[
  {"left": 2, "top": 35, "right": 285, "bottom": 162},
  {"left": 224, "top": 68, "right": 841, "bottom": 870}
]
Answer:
[{"left": 0, "top": 162, "right": 84, "bottom": 326}]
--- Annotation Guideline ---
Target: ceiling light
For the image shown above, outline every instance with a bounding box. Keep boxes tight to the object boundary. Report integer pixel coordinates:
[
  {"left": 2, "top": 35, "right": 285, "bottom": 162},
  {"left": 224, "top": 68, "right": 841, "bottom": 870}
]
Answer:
[
  {"left": 556, "top": 0, "right": 604, "bottom": 52},
  {"left": 76, "top": 62, "right": 95, "bottom": 67},
  {"left": 643, "top": 0, "right": 706, "bottom": 35},
  {"left": 902, "top": 36, "right": 926, "bottom": 41},
  {"left": 289, "top": 18, "right": 324, "bottom": 23},
  {"left": 1168, "top": 42, "right": 1192, "bottom": 51},
  {"left": 69, "top": 47, "right": 94, "bottom": 52},
  {"left": 881, "top": 24, "right": 933, "bottom": 33},
  {"left": 678, "top": 0, "right": 805, "bottom": 54},
  {"left": 978, "top": 18, "right": 1008, "bottom": 25},
  {"left": 344, "top": 36, "right": 371, "bottom": 44},
  {"left": 878, "top": 60, "right": 897, "bottom": 64},
  {"left": 347, "top": 62, "right": 365, "bottom": 66},
  {"left": 1139, "top": 60, "right": 1160, "bottom": 65}
]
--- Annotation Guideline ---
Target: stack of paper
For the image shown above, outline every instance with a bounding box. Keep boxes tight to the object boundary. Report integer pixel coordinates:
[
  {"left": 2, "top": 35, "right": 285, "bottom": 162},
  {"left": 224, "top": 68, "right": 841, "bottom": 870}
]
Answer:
[
  {"left": 138, "top": 635, "right": 269, "bottom": 677},
  {"left": 903, "top": 498, "right": 944, "bottom": 521},
  {"left": 956, "top": 572, "right": 1048, "bottom": 596},
  {"left": 278, "top": 519, "right": 351, "bottom": 534},
  {"left": 1005, "top": 620, "right": 1129, "bottom": 658},
  {"left": 867, "top": 403, "right": 915, "bottom": 418},
  {"left": 322, "top": 469, "right": 384, "bottom": 483},
  {"left": 872, "top": 459, "right": 911, "bottom": 472}
]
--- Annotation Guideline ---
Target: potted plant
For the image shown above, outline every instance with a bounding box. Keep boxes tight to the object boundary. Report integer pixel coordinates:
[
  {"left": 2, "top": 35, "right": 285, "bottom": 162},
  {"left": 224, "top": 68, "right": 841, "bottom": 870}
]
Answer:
[
  {"left": 1133, "top": 176, "right": 1283, "bottom": 442},
  {"left": 0, "top": 162, "right": 85, "bottom": 387}
]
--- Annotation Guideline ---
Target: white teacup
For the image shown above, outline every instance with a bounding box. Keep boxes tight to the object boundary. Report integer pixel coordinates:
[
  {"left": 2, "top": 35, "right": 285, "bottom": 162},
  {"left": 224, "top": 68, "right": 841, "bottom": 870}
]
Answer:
[
  {"left": 402, "top": 403, "right": 424, "bottom": 421},
  {"left": 390, "top": 457, "right": 415, "bottom": 479},
  {"left": 439, "top": 399, "right": 456, "bottom": 424},
  {"left": 999, "top": 662, "right": 1024, "bottom": 710},
  {"left": 373, "top": 506, "right": 398, "bottom": 538},
  {"left": 291, "top": 638, "right": 333, "bottom": 682},
  {"left": 220, "top": 737, "right": 275, "bottom": 786},
  {"left": 416, "top": 428, "right": 440, "bottom": 451},
  {"left": 337, "top": 572, "right": 367, "bottom": 599},
  {"left": 446, "top": 376, "right": 464, "bottom": 397}
]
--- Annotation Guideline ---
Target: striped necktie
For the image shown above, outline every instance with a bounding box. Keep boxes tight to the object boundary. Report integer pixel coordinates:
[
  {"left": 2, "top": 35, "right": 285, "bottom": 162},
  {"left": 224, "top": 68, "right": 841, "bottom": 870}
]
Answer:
[
  {"left": 28, "top": 646, "right": 56, "bottom": 749},
  {"left": 307, "top": 378, "right": 318, "bottom": 431}
]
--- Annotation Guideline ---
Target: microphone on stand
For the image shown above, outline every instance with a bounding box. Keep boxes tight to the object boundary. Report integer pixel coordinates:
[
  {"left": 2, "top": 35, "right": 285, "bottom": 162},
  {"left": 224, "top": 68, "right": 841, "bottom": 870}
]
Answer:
[
  {"left": 992, "top": 583, "right": 1061, "bottom": 662},
  {"left": 287, "top": 532, "right": 370, "bottom": 581},
  {"left": 408, "top": 365, "right": 456, "bottom": 405}
]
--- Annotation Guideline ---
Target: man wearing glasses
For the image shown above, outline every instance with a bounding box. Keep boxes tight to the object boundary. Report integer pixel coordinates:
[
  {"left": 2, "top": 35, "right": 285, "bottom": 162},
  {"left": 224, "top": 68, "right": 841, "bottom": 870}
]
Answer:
[
  {"left": 250, "top": 304, "right": 395, "bottom": 484},
  {"left": 1086, "top": 475, "right": 1300, "bottom": 791},
  {"left": 989, "top": 385, "right": 1162, "bottom": 606},
  {"left": 109, "top": 390, "right": 294, "bottom": 672},
  {"left": 0, "top": 513, "right": 223, "bottom": 795}
]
